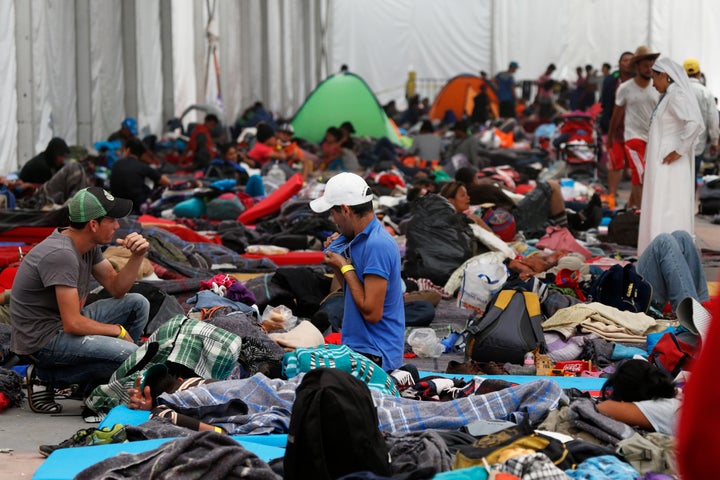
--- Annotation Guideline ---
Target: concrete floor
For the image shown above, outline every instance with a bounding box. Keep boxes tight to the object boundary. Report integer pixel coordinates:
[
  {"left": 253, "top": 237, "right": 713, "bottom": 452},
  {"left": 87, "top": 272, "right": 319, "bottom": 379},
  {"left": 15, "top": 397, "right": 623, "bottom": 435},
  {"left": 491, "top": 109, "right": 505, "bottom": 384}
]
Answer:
[{"left": 3, "top": 184, "right": 720, "bottom": 479}]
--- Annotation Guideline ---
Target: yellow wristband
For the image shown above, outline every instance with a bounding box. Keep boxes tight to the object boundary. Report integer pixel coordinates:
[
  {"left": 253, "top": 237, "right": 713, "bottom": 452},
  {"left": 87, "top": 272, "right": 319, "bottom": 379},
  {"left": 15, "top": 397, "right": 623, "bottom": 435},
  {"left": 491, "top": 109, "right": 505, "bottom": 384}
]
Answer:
[
  {"left": 340, "top": 264, "right": 355, "bottom": 275},
  {"left": 214, "top": 426, "right": 224, "bottom": 434},
  {"left": 117, "top": 325, "right": 127, "bottom": 339}
]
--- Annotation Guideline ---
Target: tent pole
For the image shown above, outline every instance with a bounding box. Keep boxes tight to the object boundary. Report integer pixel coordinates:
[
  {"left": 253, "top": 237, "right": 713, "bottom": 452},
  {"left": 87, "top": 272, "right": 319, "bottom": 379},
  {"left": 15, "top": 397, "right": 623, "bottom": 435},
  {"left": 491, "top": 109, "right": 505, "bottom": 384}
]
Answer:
[
  {"left": 160, "top": 0, "right": 175, "bottom": 123},
  {"left": 14, "top": 0, "right": 34, "bottom": 164},
  {"left": 121, "top": 0, "right": 138, "bottom": 121},
  {"left": 75, "top": 0, "right": 93, "bottom": 150}
]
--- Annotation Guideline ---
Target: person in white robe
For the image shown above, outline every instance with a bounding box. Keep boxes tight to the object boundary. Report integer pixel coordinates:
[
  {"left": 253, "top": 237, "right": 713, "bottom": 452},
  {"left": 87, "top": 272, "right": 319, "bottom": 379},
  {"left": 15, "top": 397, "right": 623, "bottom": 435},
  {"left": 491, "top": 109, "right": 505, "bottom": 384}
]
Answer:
[{"left": 637, "top": 57, "right": 703, "bottom": 255}]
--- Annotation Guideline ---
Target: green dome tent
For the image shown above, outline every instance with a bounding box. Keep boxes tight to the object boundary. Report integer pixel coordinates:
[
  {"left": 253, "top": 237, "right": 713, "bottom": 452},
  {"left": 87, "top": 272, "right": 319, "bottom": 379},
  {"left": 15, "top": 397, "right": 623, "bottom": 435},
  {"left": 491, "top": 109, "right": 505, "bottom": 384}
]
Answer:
[{"left": 291, "top": 72, "right": 402, "bottom": 145}]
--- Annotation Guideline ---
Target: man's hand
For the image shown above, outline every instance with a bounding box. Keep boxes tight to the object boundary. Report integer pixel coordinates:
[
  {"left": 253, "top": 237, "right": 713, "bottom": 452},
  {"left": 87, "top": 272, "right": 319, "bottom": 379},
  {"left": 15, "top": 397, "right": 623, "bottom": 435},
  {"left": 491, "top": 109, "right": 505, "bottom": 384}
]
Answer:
[
  {"left": 324, "top": 251, "right": 347, "bottom": 271},
  {"left": 117, "top": 232, "right": 150, "bottom": 257},
  {"left": 662, "top": 151, "right": 682, "bottom": 164},
  {"left": 323, "top": 232, "right": 340, "bottom": 250},
  {"left": 711, "top": 144, "right": 718, "bottom": 157},
  {"left": 127, "top": 376, "right": 153, "bottom": 411}
]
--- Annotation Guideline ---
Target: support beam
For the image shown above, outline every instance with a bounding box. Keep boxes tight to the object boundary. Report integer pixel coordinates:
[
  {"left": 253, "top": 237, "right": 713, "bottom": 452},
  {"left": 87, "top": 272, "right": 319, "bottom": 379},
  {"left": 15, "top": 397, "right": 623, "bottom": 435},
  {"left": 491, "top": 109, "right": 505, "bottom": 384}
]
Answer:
[
  {"left": 14, "top": 0, "right": 34, "bottom": 163},
  {"left": 75, "top": 0, "right": 92, "bottom": 149},
  {"left": 160, "top": 0, "right": 175, "bottom": 122},
  {"left": 121, "top": 0, "right": 138, "bottom": 120}
]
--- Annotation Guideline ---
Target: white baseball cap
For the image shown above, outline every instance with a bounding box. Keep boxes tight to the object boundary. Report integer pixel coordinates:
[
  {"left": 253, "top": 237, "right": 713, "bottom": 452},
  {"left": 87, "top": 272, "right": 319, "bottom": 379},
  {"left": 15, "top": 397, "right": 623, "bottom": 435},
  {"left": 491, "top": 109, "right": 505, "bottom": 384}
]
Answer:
[{"left": 310, "top": 172, "right": 374, "bottom": 213}]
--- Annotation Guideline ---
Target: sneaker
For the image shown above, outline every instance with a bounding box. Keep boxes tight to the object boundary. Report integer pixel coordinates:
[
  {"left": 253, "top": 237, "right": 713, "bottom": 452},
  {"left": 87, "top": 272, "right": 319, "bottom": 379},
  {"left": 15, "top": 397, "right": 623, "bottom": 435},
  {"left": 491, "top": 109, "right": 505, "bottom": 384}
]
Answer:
[
  {"left": 38, "top": 427, "right": 97, "bottom": 457},
  {"left": 87, "top": 424, "right": 127, "bottom": 446}
]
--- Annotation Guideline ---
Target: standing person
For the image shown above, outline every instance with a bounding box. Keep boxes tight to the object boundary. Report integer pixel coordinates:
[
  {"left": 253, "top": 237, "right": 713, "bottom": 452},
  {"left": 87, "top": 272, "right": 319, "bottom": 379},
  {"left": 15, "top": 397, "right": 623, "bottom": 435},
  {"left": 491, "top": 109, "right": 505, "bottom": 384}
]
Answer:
[
  {"left": 683, "top": 58, "right": 720, "bottom": 177},
  {"left": 607, "top": 47, "right": 660, "bottom": 208},
  {"left": 494, "top": 61, "right": 519, "bottom": 118},
  {"left": 638, "top": 58, "right": 703, "bottom": 255},
  {"left": 310, "top": 173, "right": 405, "bottom": 371},
  {"left": 600, "top": 51, "right": 636, "bottom": 205},
  {"left": 10, "top": 187, "right": 150, "bottom": 415},
  {"left": 535, "top": 63, "right": 556, "bottom": 120},
  {"left": 110, "top": 138, "right": 171, "bottom": 214}
]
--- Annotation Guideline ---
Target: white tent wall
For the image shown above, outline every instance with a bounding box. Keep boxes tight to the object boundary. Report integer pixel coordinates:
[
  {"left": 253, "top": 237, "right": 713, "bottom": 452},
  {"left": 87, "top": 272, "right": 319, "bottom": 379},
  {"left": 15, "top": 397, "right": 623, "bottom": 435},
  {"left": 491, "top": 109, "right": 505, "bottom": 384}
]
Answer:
[
  {"left": 171, "top": 0, "right": 199, "bottom": 125},
  {"left": 650, "top": 0, "right": 720, "bottom": 99},
  {"left": 3, "top": 0, "right": 720, "bottom": 173},
  {"left": 491, "top": 0, "right": 650, "bottom": 85},
  {"left": 89, "top": 0, "right": 125, "bottom": 143},
  {"left": 31, "top": 0, "right": 78, "bottom": 153},
  {"left": 0, "top": 1, "right": 18, "bottom": 176},
  {"left": 136, "top": 0, "right": 164, "bottom": 137}
]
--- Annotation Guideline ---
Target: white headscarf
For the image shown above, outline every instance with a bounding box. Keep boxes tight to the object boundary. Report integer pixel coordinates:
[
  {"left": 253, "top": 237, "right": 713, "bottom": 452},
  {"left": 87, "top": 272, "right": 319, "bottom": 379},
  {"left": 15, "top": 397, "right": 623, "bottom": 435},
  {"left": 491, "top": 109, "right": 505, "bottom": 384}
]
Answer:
[
  {"left": 651, "top": 57, "right": 692, "bottom": 93},
  {"left": 651, "top": 56, "right": 702, "bottom": 121}
]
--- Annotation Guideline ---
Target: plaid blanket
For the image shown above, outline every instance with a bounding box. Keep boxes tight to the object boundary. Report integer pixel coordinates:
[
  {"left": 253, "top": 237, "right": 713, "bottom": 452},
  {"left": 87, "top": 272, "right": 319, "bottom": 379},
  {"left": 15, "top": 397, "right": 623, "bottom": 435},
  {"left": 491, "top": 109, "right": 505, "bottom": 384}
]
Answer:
[
  {"left": 86, "top": 315, "right": 242, "bottom": 413},
  {"left": 158, "top": 373, "right": 566, "bottom": 435}
]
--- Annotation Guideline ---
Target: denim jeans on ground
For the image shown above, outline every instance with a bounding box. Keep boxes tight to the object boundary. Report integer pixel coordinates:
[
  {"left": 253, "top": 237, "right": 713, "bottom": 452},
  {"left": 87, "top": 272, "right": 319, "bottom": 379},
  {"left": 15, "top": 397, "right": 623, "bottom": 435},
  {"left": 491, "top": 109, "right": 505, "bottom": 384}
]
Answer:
[
  {"left": 636, "top": 231, "right": 709, "bottom": 312},
  {"left": 33, "top": 293, "right": 149, "bottom": 389}
]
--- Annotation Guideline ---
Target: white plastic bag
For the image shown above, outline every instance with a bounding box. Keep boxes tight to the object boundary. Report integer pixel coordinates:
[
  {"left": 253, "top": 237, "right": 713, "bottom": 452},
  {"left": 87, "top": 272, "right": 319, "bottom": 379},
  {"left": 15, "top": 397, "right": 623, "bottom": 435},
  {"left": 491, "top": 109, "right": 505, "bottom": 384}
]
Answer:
[
  {"left": 407, "top": 328, "right": 444, "bottom": 358},
  {"left": 457, "top": 253, "right": 509, "bottom": 314}
]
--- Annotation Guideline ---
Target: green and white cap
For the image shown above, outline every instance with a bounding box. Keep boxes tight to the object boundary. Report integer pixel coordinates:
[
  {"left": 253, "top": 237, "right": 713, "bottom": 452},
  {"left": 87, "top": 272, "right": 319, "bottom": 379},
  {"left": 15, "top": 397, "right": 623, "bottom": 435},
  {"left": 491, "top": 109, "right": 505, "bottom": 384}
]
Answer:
[{"left": 67, "top": 187, "right": 133, "bottom": 222}]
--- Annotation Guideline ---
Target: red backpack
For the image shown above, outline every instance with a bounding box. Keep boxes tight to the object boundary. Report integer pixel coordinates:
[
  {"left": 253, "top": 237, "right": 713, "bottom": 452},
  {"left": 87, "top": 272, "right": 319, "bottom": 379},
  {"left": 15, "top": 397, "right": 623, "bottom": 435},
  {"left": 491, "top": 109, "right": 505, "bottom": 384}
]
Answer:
[{"left": 649, "top": 332, "right": 696, "bottom": 377}]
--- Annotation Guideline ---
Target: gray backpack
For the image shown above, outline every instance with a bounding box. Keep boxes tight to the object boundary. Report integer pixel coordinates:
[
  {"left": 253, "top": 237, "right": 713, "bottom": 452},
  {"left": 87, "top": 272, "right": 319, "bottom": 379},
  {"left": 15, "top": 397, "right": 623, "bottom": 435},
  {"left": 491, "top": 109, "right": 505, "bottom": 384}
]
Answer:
[{"left": 465, "top": 289, "right": 546, "bottom": 364}]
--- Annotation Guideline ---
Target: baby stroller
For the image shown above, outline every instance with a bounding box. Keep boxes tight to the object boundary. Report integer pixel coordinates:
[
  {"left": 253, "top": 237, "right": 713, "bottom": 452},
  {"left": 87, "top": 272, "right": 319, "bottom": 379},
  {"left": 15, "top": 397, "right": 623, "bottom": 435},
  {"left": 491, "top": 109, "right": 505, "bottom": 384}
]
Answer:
[{"left": 554, "top": 111, "right": 600, "bottom": 180}]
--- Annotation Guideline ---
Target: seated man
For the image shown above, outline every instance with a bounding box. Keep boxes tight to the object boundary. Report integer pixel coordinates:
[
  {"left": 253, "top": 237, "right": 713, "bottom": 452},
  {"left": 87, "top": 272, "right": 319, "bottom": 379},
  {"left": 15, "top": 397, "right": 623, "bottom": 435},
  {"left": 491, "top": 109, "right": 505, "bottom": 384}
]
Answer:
[
  {"left": 185, "top": 114, "right": 219, "bottom": 170},
  {"left": 246, "top": 122, "right": 287, "bottom": 169},
  {"left": 10, "top": 187, "right": 151, "bottom": 415},
  {"left": 19, "top": 137, "right": 70, "bottom": 185},
  {"left": 107, "top": 117, "right": 138, "bottom": 144},
  {"left": 310, "top": 173, "right": 405, "bottom": 370},
  {"left": 110, "top": 138, "right": 171, "bottom": 214}
]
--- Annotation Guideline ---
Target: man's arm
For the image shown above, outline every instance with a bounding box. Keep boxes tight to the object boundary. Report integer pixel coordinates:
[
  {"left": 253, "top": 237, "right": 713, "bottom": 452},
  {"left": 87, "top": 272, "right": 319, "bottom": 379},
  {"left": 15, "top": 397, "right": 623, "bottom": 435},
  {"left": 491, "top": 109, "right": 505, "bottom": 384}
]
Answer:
[
  {"left": 56, "top": 285, "right": 134, "bottom": 342},
  {"left": 324, "top": 250, "right": 388, "bottom": 324},
  {"left": 93, "top": 232, "right": 150, "bottom": 298},
  {"left": 606, "top": 103, "right": 626, "bottom": 148},
  {"left": 342, "top": 273, "right": 387, "bottom": 324}
]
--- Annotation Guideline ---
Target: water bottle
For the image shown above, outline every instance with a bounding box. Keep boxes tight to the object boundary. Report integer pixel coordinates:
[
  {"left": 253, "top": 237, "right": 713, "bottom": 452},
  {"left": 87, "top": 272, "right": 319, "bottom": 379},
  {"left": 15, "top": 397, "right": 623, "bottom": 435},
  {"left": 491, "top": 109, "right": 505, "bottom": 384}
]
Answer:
[
  {"left": 560, "top": 178, "right": 575, "bottom": 200},
  {"left": 441, "top": 332, "right": 462, "bottom": 353}
]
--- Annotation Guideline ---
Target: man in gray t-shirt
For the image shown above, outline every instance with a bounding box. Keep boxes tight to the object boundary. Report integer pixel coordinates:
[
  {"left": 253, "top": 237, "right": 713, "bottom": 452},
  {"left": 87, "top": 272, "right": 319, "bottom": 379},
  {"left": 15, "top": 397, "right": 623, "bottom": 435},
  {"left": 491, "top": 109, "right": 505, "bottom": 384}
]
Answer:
[{"left": 10, "top": 187, "right": 150, "bottom": 414}]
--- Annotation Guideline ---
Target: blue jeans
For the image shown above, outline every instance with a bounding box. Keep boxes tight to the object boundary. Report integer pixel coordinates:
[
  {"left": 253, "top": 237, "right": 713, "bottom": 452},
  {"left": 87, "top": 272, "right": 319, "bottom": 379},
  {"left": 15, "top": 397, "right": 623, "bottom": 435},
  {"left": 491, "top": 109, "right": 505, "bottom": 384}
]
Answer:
[
  {"left": 33, "top": 293, "right": 149, "bottom": 391},
  {"left": 636, "top": 231, "right": 709, "bottom": 312}
]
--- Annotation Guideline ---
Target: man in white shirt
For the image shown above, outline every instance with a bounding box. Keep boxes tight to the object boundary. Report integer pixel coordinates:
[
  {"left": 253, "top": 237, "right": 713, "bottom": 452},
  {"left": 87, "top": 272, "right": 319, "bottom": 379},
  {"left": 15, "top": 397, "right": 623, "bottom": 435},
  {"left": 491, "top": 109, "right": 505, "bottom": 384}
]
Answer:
[
  {"left": 607, "top": 46, "right": 660, "bottom": 208},
  {"left": 684, "top": 58, "right": 719, "bottom": 177}
]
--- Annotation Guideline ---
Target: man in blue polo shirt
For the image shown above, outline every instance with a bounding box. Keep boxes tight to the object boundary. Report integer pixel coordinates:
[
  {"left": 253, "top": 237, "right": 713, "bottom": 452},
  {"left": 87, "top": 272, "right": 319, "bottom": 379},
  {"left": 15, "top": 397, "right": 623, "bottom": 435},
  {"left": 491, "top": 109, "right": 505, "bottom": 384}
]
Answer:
[{"left": 310, "top": 173, "right": 405, "bottom": 371}]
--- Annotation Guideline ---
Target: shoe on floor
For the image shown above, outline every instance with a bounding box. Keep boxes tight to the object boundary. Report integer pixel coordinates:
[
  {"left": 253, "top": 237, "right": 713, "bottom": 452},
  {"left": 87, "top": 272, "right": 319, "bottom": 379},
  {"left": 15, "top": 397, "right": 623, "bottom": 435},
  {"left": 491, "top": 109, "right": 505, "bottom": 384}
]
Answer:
[
  {"left": 38, "top": 427, "right": 97, "bottom": 457},
  {"left": 87, "top": 424, "right": 127, "bottom": 446},
  {"left": 26, "top": 365, "right": 62, "bottom": 414}
]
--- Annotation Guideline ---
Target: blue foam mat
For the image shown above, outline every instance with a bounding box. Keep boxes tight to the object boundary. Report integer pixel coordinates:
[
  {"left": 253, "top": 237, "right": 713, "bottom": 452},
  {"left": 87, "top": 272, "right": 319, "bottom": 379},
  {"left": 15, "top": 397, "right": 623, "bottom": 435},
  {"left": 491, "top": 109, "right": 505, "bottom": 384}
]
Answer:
[
  {"left": 33, "top": 437, "right": 286, "bottom": 480},
  {"left": 418, "top": 372, "right": 606, "bottom": 391}
]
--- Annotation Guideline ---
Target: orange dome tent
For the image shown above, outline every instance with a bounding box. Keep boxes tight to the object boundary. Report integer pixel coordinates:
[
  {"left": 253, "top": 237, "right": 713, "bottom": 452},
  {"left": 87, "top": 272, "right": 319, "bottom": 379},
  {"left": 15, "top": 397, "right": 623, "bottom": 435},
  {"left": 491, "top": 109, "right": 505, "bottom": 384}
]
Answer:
[{"left": 428, "top": 74, "right": 499, "bottom": 121}]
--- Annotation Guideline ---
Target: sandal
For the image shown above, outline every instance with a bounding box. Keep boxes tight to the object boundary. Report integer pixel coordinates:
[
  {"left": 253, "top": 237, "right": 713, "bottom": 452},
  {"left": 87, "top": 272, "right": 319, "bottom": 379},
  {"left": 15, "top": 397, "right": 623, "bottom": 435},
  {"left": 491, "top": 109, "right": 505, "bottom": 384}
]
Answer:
[{"left": 26, "top": 365, "right": 63, "bottom": 414}]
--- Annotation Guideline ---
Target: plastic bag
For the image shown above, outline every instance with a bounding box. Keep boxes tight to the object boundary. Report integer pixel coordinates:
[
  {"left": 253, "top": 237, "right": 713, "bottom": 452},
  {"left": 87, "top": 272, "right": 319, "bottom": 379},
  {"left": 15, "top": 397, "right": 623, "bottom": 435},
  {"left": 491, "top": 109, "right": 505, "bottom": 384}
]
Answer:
[
  {"left": 245, "top": 245, "right": 290, "bottom": 255},
  {"left": 407, "top": 328, "right": 444, "bottom": 358},
  {"left": 457, "top": 253, "right": 509, "bottom": 314},
  {"left": 262, "top": 304, "right": 298, "bottom": 330}
]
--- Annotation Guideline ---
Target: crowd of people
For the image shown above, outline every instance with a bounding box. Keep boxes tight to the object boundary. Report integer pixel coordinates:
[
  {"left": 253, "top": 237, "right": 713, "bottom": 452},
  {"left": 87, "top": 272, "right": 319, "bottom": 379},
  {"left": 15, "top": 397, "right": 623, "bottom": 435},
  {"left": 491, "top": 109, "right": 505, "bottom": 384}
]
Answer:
[{"left": 1, "top": 47, "right": 719, "bottom": 478}]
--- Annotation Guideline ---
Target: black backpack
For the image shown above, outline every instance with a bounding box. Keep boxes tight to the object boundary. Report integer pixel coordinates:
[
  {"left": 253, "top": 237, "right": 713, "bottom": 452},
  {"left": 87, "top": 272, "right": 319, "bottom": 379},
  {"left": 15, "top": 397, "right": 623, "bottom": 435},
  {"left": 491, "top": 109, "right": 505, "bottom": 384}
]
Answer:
[
  {"left": 606, "top": 209, "right": 640, "bottom": 247},
  {"left": 465, "top": 290, "right": 547, "bottom": 364},
  {"left": 283, "top": 368, "right": 391, "bottom": 480},
  {"left": 587, "top": 263, "right": 653, "bottom": 313}
]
